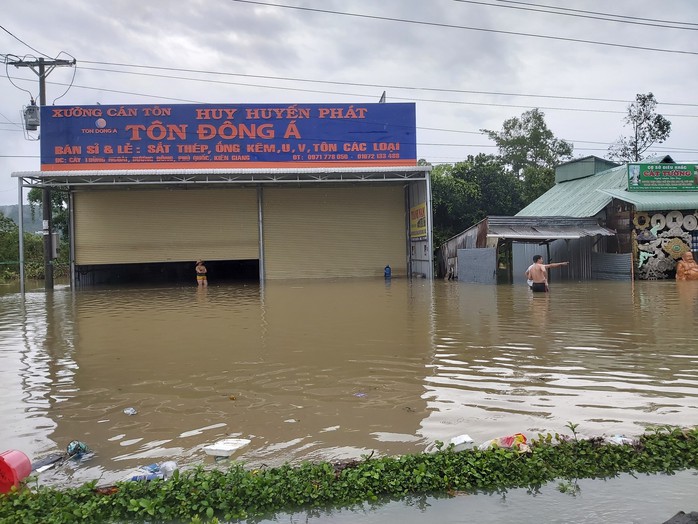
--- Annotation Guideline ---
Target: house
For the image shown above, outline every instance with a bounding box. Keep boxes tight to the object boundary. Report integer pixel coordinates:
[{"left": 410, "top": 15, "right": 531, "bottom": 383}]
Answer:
[{"left": 438, "top": 155, "right": 698, "bottom": 282}]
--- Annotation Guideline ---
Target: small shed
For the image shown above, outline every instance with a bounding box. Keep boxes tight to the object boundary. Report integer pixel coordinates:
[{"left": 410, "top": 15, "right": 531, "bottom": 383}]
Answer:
[{"left": 437, "top": 216, "right": 618, "bottom": 283}]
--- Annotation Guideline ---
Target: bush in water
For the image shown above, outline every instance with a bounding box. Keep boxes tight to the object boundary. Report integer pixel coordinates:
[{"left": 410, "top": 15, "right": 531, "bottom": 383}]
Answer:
[{"left": 1, "top": 426, "right": 697, "bottom": 523}]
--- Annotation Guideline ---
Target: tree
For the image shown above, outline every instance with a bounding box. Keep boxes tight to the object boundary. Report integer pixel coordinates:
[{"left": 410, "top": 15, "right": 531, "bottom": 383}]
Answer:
[
  {"left": 481, "top": 108, "right": 573, "bottom": 175},
  {"left": 608, "top": 92, "right": 671, "bottom": 162},
  {"left": 26, "top": 188, "right": 71, "bottom": 274},
  {"left": 452, "top": 154, "right": 523, "bottom": 218},
  {"left": 520, "top": 165, "right": 555, "bottom": 206},
  {"left": 27, "top": 187, "right": 69, "bottom": 238},
  {"left": 430, "top": 154, "right": 522, "bottom": 246},
  {"left": 430, "top": 163, "right": 480, "bottom": 246},
  {"left": 0, "top": 212, "right": 43, "bottom": 280}
]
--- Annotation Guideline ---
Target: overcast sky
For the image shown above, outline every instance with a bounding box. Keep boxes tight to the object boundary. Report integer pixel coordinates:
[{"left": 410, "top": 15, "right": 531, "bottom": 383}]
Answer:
[{"left": 1, "top": 0, "right": 697, "bottom": 205}]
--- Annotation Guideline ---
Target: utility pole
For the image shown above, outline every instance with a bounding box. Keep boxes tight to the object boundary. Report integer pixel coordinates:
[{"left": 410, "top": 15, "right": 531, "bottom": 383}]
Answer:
[{"left": 9, "top": 57, "right": 75, "bottom": 290}]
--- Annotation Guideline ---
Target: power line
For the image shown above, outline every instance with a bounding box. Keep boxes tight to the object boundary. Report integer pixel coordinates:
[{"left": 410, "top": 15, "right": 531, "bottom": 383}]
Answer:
[
  {"left": 79, "top": 62, "right": 633, "bottom": 105},
  {"left": 73, "top": 63, "right": 698, "bottom": 114},
  {"left": 37, "top": 71, "right": 698, "bottom": 119},
  {"left": 73, "top": 65, "right": 624, "bottom": 113},
  {"left": 494, "top": 0, "right": 698, "bottom": 28},
  {"left": 0, "top": 25, "right": 52, "bottom": 58},
  {"left": 230, "top": 0, "right": 698, "bottom": 56},
  {"left": 452, "top": 0, "right": 698, "bottom": 31},
  {"left": 17, "top": 75, "right": 630, "bottom": 117}
]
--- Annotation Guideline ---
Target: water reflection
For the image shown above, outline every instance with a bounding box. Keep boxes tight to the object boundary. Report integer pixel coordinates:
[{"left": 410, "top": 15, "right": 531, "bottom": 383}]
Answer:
[
  {"left": 0, "top": 279, "right": 697, "bottom": 488},
  {"left": 248, "top": 470, "right": 698, "bottom": 524}
]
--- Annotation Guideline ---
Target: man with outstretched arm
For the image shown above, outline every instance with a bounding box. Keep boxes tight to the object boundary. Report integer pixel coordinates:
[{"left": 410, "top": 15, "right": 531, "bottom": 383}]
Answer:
[{"left": 525, "top": 255, "right": 568, "bottom": 292}]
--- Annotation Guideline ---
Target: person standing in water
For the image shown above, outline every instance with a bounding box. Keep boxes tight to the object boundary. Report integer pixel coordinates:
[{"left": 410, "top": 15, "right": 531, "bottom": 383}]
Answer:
[
  {"left": 525, "top": 255, "right": 568, "bottom": 292},
  {"left": 195, "top": 260, "right": 208, "bottom": 287}
]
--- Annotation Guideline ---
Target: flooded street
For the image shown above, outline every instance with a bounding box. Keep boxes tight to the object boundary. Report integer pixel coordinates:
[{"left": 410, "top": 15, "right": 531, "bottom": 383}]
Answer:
[{"left": 1, "top": 278, "right": 698, "bottom": 495}]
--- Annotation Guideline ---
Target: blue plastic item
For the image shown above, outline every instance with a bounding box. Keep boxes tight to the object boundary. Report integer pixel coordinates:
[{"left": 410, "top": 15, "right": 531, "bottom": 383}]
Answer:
[{"left": 130, "top": 473, "right": 163, "bottom": 481}]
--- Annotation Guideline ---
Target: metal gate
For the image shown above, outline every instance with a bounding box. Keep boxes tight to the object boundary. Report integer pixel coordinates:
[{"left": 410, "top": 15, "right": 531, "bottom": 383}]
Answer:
[{"left": 457, "top": 248, "right": 497, "bottom": 284}]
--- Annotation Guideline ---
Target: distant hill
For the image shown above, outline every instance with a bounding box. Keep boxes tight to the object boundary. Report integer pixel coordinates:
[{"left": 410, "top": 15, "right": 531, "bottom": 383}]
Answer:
[{"left": 0, "top": 204, "right": 43, "bottom": 233}]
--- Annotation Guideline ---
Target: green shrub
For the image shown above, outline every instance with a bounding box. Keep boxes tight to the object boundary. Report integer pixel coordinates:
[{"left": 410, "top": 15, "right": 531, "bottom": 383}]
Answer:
[{"left": 1, "top": 426, "right": 697, "bottom": 524}]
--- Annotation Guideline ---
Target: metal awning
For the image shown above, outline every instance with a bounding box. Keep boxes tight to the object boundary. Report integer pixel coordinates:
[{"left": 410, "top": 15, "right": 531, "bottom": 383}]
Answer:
[
  {"left": 11, "top": 166, "right": 431, "bottom": 189},
  {"left": 600, "top": 188, "right": 698, "bottom": 212},
  {"left": 486, "top": 216, "right": 615, "bottom": 241}
]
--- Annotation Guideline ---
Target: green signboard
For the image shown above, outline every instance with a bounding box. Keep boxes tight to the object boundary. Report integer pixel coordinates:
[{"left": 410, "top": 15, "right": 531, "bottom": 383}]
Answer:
[{"left": 628, "top": 163, "right": 698, "bottom": 191}]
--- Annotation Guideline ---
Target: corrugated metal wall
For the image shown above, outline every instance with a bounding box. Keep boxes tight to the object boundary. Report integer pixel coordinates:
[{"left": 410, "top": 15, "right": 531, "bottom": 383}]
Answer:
[
  {"left": 437, "top": 220, "right": 487, "bottom": 279},
  {"left": 457, "top": 248, "right": 496, "bottom": 284},
  {"left": 262, "top": 185, "right": 405, "bottom": 279},
  {"left": 591, "top": 252, "right": 632, "bottom": 280},
  {"left": 73, "top": 189, "right": 259, "bottom": 265},
  {"left": 513, "top": 238, "right": 593, "bottom": 284}
]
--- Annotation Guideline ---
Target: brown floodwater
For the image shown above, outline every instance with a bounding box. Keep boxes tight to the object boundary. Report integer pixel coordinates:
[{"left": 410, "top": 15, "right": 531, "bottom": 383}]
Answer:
[{"left": 1, "top": 278, "right": 697, "bottom": 489}]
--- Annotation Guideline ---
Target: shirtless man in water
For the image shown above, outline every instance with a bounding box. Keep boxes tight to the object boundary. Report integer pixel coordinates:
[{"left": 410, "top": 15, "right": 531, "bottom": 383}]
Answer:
[{"left": 525, "top": 255, "right": 568, "bottom": 292}]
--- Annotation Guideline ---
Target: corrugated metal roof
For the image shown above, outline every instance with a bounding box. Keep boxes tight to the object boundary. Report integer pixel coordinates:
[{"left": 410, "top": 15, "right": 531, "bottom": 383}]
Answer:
[
  {"left": 516, "top": 164, "right": 628, "bottom": 218},
  {"left": 12, "top": 166, "right": 431, "bottom": 187},
  {"left": 486, "top": 216, "right": 615, "bottom": 240},
  {"left": 12, "top": 166, "right": 431, "bottom": 176},
  {"left": 599, "top": 188, "right": 698, "bottom": 211}
]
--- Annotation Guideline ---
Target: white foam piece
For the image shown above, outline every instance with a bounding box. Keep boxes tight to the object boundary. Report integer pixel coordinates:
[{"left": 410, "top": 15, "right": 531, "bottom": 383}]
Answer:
[
  {"left": 202, "top": 438, "right": 251, "bottom": 457},
  {"left": 449, "top": 434, "right": 474, "bottom": 452}
]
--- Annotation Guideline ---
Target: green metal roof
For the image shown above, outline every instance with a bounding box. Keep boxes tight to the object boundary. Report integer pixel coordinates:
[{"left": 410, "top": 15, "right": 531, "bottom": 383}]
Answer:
[
  {"left": 516, "top": 164, "right": 627, "bottom": 218},
  {"left": 600, "top": 188, "right": 698, "bottom": 212}
]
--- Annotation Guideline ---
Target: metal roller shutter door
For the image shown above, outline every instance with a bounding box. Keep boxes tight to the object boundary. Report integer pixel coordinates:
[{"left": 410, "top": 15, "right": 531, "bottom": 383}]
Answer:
[
  {"left": 74, "top": 189, "right": 258, "bottom": 265},
  {"left": 263, "top": 185, "right": 406, "bottom": 279}
]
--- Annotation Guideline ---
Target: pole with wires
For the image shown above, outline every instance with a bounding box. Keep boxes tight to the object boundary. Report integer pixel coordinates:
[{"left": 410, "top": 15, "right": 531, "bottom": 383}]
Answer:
[{"left": 7, "top": 56, "right": 75, "bottom": 290}]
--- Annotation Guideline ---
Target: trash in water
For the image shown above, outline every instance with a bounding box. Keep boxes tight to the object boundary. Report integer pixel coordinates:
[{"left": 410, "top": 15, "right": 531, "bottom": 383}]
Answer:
[
  {"left": 130, "top": 473, "right": 162, "bottom": 482},
  {"left": 66, "top": 440, "right": 91, "bottom": 458},
  {"left": 478, "top": 433, "right": 530, "bottom": 452},
  {"left": 604, "top": 435, "right": 635, "bottom": 446},
  {"left": 140, "top": 463, "right": 161, "bottom": 474},
  {"left": 449, "top": 434, "right": 474, "bottom": 452},
  {"left": 353, "top": 392, "right": 367, "bottom": 398},
  {"left": 159, "top": 461, "right": 177, "bottom": 478},
  {"left": 203, "top": 438, "right": 251, "bottom": 457},
  {"left": 31, "top": 442, "right": 91, "bottom": 475},
  {"left": 130, "top": 460, "right": 178, "bottom": 482},
  {"left": 93, "top": 485, "right": 119, "bottom": 495},
  {"left": 123, "top": 407, "right": 138, "bottom": 416},
  {"left": 31, "top": 452, "right": 65, "bottom": 473}
]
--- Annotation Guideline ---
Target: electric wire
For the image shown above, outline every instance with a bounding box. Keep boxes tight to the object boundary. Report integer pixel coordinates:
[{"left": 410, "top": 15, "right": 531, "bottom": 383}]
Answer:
[
  {"left": 50, "top": 52, "right": 78, "bottom": 104},
  {"left": 230, "top": 0, "right": 698, "bottom": 56},
  {"left": 4, "top": 54, "right": 38, "bottom": 100},
  {"left": 78, "top": 61, "right": 698, "bottom": 109},
  {"left": 452, "top": 0, "right": 698, "bottom": 31},
  {"left": 39, "top": 70, "right": 698, "bottom": 119},
  {"left": 0, "top": 25, "right": 52, "bottom": 58},
  {"left": 493, "top": 0, "right": 698, "bottom": 28},
  {"left": 70, "top": 66, "right": 630, "bottom": 115}
]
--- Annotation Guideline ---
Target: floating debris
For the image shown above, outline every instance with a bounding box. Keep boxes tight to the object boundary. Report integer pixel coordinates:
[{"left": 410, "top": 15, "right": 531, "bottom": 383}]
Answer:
[{"left": 203, "top": 438, "right": 251, "bottom": 457}]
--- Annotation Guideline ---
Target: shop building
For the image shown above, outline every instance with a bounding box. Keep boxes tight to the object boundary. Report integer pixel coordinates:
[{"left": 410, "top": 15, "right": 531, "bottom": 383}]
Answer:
[{"left": 13, "top": 103, "right": 432, "bottom": 286}]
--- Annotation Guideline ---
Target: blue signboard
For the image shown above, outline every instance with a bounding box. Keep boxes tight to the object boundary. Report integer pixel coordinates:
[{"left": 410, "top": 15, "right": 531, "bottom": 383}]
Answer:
[{"left": 39, "top": 103, "right": 416, "bottom": 171}]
